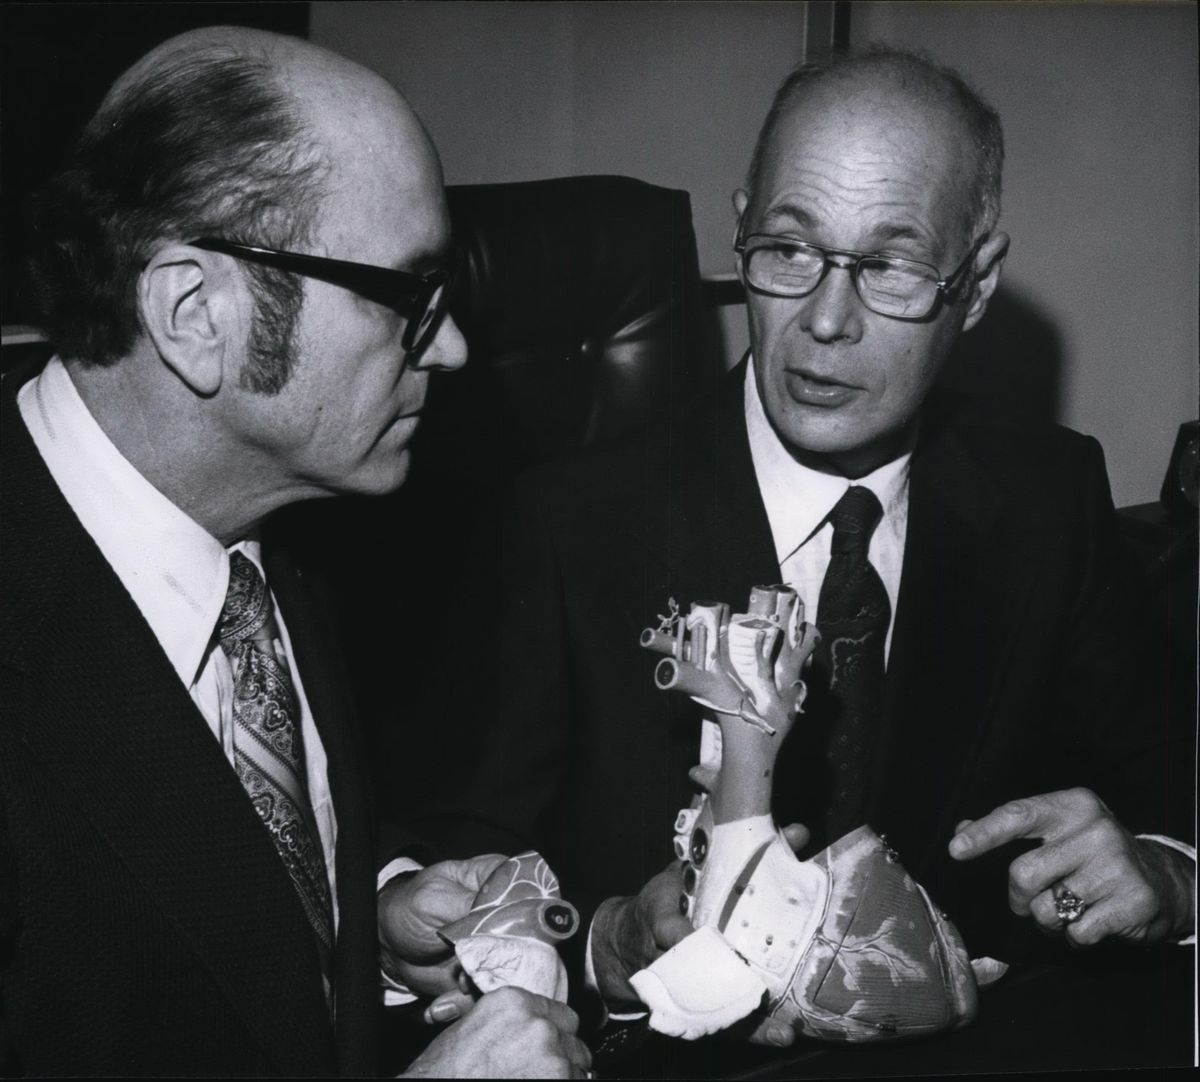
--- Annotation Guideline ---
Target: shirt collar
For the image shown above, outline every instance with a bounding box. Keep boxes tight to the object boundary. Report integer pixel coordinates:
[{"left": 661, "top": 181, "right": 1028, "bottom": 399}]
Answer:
[
  {"left": 16, "top": 357, "right": 259, "bottom": 688},
  {"left": 743, "top": 361, "right": 911, "bottom": 565}
]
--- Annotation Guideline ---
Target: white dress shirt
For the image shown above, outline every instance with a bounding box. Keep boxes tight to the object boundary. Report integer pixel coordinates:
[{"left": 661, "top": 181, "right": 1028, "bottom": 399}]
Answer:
[
  {"left": 17, "top": 357, "right": 339, "bottom": 931},
  {"left": 743, "top": 363, "right": 910, "bottom": 660},
  {"left": 586, "top": 367, "right": 916, "bottom": 1017},
  {"left": 742, "top": 360, "right": 1193, "bottom": 942},
  {"left": 588, "top": 362, "right": 1194, "bottom": 1006}
]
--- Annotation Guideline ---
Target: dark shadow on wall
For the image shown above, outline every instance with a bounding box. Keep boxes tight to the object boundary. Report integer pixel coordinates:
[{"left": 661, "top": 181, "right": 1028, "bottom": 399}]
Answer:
[{"left": 936, "top": 283, "right": 1065, "bottom": 427}]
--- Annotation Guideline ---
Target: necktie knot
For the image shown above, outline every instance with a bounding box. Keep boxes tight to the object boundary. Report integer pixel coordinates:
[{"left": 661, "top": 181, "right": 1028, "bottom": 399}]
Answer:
[
  {"left": 219, "top": 551, "right": 273, "bottom": 649},
  {"left": 827, "top": 486, "right": 884, "bottom": 556}
]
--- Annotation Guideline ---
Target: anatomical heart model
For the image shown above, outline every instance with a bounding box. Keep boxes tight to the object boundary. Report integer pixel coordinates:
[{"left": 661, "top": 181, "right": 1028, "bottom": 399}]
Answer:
[
  {"left": 633, "top": 586, "right": 978, "bottom": 1042},
  {"left": 439, "top": 852, "right": 579, "bottom": 1001}
]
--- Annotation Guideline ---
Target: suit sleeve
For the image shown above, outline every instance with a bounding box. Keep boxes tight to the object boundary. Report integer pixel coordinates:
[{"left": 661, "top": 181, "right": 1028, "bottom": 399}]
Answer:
[
  {"left": 1052, "top": 436, "right": 1194, "bottom": 844},
  {"left": 0, "top": 789, "right": 16, "bottom": 1075}
]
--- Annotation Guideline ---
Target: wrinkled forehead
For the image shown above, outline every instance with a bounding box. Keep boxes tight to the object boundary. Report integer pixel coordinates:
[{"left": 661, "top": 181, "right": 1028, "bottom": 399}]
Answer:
[{"left": 753, "top": 83, "right": 977, "bottom": 251}]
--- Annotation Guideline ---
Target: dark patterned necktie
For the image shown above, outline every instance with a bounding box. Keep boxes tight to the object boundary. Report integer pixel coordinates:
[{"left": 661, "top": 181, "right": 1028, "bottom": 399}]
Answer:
[
  {"left": 218, "top": 552, "right": 334, "bottom": 972},
  {"left": 814, "top": 486, "right": 891, "bottom": 843}
]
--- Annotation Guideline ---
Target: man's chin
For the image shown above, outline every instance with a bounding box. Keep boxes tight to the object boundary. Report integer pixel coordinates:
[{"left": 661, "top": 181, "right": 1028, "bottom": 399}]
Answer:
[
  {"left": 371, "top": 450, "right": 414, "bottom": 495},
  {"left": 770, "top": 411, "right": 864, "bottom": 460},
  {"left": 773, "top": 419, "right": 913, "bottom": 479},
  {"left": 335, "top": 448, "right": 414, "bottom": 499}
]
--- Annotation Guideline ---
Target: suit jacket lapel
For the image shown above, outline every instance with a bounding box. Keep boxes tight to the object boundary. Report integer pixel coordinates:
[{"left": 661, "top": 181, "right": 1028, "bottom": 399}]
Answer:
[
  {"left": 869, "top": 412, "right": 1027, "bottom": 875},
  {"left": 2, "top": 385, "right": 336, "bottom": 1074},
  {"left": 666, "top": 361, "right": 780, "bottom": 605},
  {"left": 619, "top": 364, "right": 782, "bottom": 827},
  {"left": 619, "top": 374, "right": 1030, "bottom": 880},
  {"left": 267, "top": 546, "right": 378, "bottom": 1075}
]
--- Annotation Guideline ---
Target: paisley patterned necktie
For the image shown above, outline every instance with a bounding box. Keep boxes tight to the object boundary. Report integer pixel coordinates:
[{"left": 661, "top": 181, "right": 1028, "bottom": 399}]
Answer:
[
  {"left": 218, "top": 552, "right": 334, "bottom": 973},
  {"left": 814, "top": 486, "right": 890, "bottom": 844}
]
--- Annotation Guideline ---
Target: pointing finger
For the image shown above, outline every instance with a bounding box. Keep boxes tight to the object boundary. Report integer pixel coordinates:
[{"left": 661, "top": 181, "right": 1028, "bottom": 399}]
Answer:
[{"left": 949, "top": 796, "right": 1063, "bottom": 859}]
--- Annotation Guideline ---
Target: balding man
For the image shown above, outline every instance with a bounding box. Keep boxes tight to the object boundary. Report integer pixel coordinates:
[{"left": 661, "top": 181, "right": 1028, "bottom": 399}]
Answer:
[
  {"left": 409, "top": 49, "right": 1194, "bottom": 1063},
  {"left": 0, "top": 28, "right": 588, "bottom": 1078}
]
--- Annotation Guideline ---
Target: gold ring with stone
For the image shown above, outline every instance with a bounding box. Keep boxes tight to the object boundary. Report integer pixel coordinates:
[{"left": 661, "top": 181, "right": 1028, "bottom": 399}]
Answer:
[{"left": 1053, "top": 886, "right": 1088, "bottom": 924}]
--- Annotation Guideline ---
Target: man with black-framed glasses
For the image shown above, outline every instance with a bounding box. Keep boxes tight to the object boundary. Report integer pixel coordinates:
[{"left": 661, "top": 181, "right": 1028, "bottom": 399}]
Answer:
[
  {"left": 1, "top": 25, "right": 589, "bottom": 1079},
  {"left": 416, "top": 47, "right": 1194, "bottom": 1073}
]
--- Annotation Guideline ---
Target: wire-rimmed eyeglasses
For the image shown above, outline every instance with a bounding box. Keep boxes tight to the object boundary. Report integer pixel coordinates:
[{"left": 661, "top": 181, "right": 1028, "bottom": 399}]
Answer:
[
  {"left": 190, "top": 237, "right": 454, "bottom": 355},
  {"left": 734, "top": 232, "right": 986, "bottom": 321}
]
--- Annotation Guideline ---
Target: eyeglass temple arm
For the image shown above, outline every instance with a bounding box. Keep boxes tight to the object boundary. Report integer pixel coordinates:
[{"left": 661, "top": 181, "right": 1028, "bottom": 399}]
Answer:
[{"left": 938, "top": 235, "right": 989, "bottom": 295}]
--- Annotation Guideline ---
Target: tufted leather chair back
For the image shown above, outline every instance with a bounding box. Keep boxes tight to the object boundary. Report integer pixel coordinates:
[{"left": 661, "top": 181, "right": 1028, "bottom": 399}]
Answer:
[
  {"left": 286, "top": 175, "right": 708, "bottom": 768},
  {"left": 412, "top": 175, "right": 705, "bottom": 481}
]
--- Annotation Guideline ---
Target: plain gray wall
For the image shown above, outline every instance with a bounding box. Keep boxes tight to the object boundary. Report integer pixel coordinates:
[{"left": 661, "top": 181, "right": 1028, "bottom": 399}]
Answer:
[
  {"left": 310, "top": 0, "right": 809, "bottom": 374},
  {"left": 311, "top": 0, "right": 807, "bottom": 274},
  {"left": 312, "top": 0, "right": 1198, "bottom": 506}
]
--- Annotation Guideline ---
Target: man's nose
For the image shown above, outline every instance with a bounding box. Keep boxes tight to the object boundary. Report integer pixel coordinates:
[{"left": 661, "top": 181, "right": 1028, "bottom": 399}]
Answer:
[
  {"left": 800, "top": 260, "right": 863, "bottom": 344},
  {"left": 415, "top": 312, "right": 468, "bottom": 372}
]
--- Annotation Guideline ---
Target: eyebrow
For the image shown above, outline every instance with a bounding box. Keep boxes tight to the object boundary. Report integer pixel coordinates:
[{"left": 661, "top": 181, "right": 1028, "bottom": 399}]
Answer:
[
  {"left": 756, "top": 204, "right": 934, "bottom": 253},
  {"left": 867, "top": 224, "right": 925, "bottom": 244},
  {"left": 758, "top": 204, "right": 816, "bottom": 233}
]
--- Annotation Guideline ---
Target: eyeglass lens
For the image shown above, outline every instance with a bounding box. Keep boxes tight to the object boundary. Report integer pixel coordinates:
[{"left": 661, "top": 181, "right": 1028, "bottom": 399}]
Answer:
[
  {"left": 405, "top": 280, "right": 448, "bottom": 354},
  {"left": 746, "top": 244, "right": 940, "bottom": 319}
]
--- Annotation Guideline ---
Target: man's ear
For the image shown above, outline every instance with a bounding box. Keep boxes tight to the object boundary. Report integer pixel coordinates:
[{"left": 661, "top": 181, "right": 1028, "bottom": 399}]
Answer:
[
  {"left": 732, "top": 188, "right": 749, "bottom": 225},
  {"left": 138, "top": 243, "right": 244, "bottom": 396},
  {"left": 732, "top": 189, "right": 750, "bottom": 282},
  {"left": 961, "top": 231, "right": 1009, "bottom": 333}
]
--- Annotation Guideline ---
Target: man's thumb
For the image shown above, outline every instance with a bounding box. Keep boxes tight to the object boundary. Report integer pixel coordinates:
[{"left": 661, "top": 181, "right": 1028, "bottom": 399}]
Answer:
[{"left": 781, "top": 822, "right": 811, "bottom": 853}]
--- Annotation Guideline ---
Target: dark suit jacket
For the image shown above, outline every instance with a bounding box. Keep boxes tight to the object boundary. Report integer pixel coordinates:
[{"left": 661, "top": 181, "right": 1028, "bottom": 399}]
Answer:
[
  {"left": 0, "top": 370, "right": 381, "bottom": 1076},
  {"left": 412, "top": 361, "right": 1186, "bottom": 963}
]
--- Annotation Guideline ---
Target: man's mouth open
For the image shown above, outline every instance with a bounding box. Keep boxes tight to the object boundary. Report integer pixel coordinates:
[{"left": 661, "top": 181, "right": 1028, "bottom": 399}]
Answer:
[{"left": 784, "top": 369, "right": 860, "bottom": 407}]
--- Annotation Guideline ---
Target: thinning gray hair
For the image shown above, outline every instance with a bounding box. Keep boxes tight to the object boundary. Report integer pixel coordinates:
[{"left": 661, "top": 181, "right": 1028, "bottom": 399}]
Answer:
[
  {"left": 745, "top": 47, "right": 1004, "bottom": 243},
  {"left": 30, "top": 45, "right": 330, "bottom": 392}
]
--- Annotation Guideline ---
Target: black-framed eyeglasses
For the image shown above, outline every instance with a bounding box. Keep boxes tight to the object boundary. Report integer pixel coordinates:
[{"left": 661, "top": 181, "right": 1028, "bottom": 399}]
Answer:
[
  {"left": 189, "top": 237, "right": 454, "bottom": 355},
  {"left": 734, "top": 231, "right": 987, "bottom": 321}
]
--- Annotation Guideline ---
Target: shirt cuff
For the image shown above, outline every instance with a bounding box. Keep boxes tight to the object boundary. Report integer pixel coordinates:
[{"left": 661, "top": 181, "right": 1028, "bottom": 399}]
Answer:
[
  {"left": 378, "top": 858, "right": 425, "bottom": 1006},
  {"left": 1136, "top": 835, "right": 1196, "bottom": 946},
  {"left": 584, "top": 915, "right": 647, "bottom": 1024}
]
